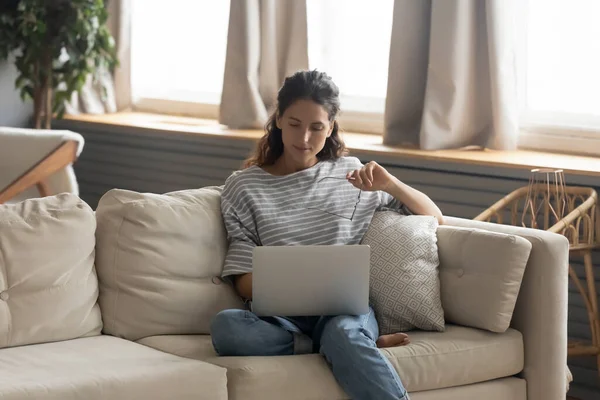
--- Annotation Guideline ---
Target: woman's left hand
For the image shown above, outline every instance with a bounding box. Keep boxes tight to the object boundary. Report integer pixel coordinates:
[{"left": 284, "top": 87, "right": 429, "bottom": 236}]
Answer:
[{"left": 346, "top": 161, "right": 396, "bottom": 192}]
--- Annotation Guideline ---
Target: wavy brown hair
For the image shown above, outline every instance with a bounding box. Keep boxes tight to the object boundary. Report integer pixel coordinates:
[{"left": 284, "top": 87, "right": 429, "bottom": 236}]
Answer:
[{"left": 244, "top": 70, "right": 347, "bottom": 168}]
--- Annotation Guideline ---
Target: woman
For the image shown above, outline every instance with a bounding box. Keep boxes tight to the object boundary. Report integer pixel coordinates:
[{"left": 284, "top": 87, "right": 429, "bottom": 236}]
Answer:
[{"left": 211, "top": 70, "right": 443, "bottom": 400}]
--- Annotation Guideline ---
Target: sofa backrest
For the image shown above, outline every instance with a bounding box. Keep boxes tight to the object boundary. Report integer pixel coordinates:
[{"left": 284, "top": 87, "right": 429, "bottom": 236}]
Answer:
[
  {"left": 0, "top": 193, "right": 102, "bottom": 348},
  {"left": 93, "top": 187, "right": 534, "bottom": 340},
  {"left": 94, "top": 187, "right": 244, "bottom": 341}
]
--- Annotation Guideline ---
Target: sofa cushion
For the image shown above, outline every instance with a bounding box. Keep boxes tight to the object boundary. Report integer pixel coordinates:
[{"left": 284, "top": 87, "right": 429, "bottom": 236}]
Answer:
[
  {"left": 95, "top": 188, "right": 244, "bottom": 341},
  {"left": 0, "top": 194, "right": 102, "bottom": 348},
  {"left": 408, "top": 378, "right": 526, "bottom": 400},
  {"left": 137, "top": 334, "right": 217, "bottom": 361},
  {"left": 0, "top": 335, "right": 227, "bottom": 400},
  {"left": 437, "top": 225, "right": 532, "bottom": 332},
  {"left": 137, "top": 325, "right": 523, "bottom": 398},
  {"left": 361, "top": 212, "right": 444, "bottom": 333}
]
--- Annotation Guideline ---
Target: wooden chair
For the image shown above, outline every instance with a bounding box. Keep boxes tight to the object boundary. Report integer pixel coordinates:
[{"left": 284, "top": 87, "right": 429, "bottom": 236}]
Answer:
[{"left": 0, "top": 140, "right": 79, "bottom": 204}]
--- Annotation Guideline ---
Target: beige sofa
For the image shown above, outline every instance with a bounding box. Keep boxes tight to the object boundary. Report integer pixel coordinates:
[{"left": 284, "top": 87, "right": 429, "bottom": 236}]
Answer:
[{"left": 0, "top": 188, "right": 569, "bottom": 400}]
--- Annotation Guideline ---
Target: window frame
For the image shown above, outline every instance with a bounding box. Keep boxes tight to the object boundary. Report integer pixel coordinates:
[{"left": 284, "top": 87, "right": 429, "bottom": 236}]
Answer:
[{"left": 132, "top": 97, "right": 220, "bottom": 120}]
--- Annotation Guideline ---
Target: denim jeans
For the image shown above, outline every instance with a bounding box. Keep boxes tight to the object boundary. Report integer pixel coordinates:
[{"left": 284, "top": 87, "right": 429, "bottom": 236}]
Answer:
[{"left": 210, "top": 307, "right": 409, "bottom": 400}]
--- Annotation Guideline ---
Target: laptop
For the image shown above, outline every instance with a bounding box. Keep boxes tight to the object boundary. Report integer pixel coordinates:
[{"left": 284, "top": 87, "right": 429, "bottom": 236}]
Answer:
[{"left": 251, "top": 245, "right": 370, "bottom": 317}]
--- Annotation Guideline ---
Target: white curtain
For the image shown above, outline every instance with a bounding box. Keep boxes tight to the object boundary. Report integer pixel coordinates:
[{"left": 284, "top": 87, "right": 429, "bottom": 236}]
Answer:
[
  {"left": 66, "top": 0, "right": 131, "bottom": 115},
  {"left": 384, "top": 0, "right": 518, "bottom": 150},
  {"left": 219, "top": 0, "right": 309, "bottom": 129}
]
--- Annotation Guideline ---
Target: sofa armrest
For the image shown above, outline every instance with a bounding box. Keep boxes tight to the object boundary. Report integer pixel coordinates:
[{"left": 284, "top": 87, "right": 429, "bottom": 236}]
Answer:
[{"left": 444, "top": 216, "right": 569, "bottom": 400}]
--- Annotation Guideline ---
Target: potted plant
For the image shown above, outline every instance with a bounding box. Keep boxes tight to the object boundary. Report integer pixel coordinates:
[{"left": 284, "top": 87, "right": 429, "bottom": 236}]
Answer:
[{"left": 0, "top": 0, "right": 118, "bottom": 129}]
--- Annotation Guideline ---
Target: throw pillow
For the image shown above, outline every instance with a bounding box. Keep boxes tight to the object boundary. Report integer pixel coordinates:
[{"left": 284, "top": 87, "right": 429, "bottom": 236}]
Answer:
[
  {"left": 95, "top": 187, "right": 244, "bottom": 341},
  {"left": 0, "top": 194, "right": 102, "bottom": 348},
  {"left": 361, "top": 211, "right": 445, "bottom": 334},
  {"left": 437, "top": 225, "right": 532, "bottom": 332}
]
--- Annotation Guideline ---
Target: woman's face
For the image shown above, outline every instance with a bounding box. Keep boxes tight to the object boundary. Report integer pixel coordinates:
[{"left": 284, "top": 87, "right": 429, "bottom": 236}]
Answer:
[{"left": 276, "top": 99, "right": 334, "bottom": 168}]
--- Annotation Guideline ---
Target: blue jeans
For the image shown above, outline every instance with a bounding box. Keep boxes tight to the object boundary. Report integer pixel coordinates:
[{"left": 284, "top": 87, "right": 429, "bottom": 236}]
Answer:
[{"left": 210, "top": 307, "right": 409, "bottom": 400}]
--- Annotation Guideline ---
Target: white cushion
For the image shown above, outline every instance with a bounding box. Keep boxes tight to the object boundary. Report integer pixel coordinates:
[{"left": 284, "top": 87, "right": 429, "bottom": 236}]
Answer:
[
  {"left": 137, "top": 334, "right": 217, "bottom": 361},
  {"left": 0, "top": 194, "right": 102, "bottom": 348},
  {"left": 0, "top": 335, "right": 227, "bottom": 400},
  {"left": 437, "top": 225, "right": 532, "bottom": 332},
  {"left": 137, "top": 325, "right": 523, "bottom": 397},
  {"left": 410, "top": 378, "right": 526, "bottom": 400},
  {"left": 95, "top": 188, "right": 244, "bottom": 341},
  {"left": 361, "top": 212, "right": 445, "bottom": 333}
]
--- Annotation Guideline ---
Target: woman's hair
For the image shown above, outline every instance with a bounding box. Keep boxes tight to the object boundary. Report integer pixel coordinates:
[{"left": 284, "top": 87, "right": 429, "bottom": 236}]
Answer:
[{"left": 244, "top": 70, "right": 347, "bottom": 168}]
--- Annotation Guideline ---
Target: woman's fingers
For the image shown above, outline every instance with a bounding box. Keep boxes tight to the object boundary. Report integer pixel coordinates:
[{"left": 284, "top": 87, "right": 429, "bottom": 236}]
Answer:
[
  {"left": 359, "top": 168, "right": 371, "bottom": 188},
  {"left": 366, "top": 162, "right": 375, "bottom": 184},
  {"left": 351, "top": 169, "right": 363, "bottom": 188},
  {"left": 347, "top": 164, "right": 381, "bottom": 190}
]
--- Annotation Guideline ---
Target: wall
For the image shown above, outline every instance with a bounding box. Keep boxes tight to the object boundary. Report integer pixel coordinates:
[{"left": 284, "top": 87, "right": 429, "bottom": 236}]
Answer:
[
  {"left": 0, "top": 60, "right": 31, "bottom": 127},
  {"left": 53, "top": 119, "right": 600, "bottom": 400}
]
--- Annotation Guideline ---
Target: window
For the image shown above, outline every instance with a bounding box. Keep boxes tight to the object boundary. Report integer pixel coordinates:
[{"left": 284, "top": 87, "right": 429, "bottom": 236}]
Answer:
[
  {"left": 307, "top": 0, "right": 394, "bottom": 133},
  {"left": 131, "top": 0, "right": 230, "bottom": 118},
  {"left": 517, "top": 0, "right": 600, "bottom": 155}
]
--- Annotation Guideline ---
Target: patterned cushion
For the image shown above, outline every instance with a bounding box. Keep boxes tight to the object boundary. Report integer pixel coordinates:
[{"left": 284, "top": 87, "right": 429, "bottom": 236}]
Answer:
[{"left": 361, "top": 211, "right": 445, "bottom": 334}]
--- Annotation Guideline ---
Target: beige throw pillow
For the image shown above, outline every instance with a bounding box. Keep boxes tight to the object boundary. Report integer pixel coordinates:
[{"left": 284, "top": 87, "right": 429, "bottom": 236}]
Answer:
[
  {"left": 95, "top": 187, "right": 244, "bottom": 341},
  {"left": 0, "top": 194, "right": 102, "bottom": 348},
  {"left": 437, "top": 225, "right": 532, "bottom": 332},
  {"left": 361, "top": 211, "right": 445, "bottom": 334}
]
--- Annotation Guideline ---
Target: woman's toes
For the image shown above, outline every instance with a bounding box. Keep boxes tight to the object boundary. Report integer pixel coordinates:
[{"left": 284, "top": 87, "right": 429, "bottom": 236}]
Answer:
[{"left": 376, "top": 333, "right": 410, "bottom": 348}]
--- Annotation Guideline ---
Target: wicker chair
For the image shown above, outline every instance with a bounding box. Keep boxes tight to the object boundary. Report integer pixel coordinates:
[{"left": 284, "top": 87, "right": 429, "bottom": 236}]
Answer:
[{"left": 475, "top": 183, "right": 600, "bottom": 374}]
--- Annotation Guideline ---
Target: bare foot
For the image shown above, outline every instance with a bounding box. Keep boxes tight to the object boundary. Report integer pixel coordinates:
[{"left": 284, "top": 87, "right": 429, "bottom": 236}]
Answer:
[{"left": 376, "top": 333, "right": 410, "bottom": 348}]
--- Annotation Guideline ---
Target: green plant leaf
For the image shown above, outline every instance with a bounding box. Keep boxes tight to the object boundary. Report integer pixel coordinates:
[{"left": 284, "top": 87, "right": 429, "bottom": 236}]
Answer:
[
  {"left": 15, "top": 74, "right": 27, "bottom": 89},
  {"left": 19, "top": 85, "right": 33, "bottom": 102},
  {"left": 2, "top": 0, "right": 119, "bottom": 119}
]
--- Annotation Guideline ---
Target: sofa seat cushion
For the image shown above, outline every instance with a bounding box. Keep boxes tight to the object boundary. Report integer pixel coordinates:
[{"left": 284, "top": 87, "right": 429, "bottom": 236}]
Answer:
[
  {"left": 0, "top": 335, "right": 227, "bottom": 400},
  {"left": 137, "top": 334, "right": 218, "bottom": 360},
  {"left": 137, "top": 325, "right": 523, "bottom": 397}
]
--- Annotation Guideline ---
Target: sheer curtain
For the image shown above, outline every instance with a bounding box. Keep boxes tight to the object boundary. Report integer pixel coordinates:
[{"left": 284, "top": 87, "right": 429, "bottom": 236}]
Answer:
[
  {"left": 66, "top": 0, "right": 131, "bottom": 115},
  {"left": 218, "top": 0, "right": 309, "bottom": 129},
  {"left": 107, "top": 0, "right": 131, "bottom": 112},
  {"left": 384, "top": 0, "right": 519, "bottom": 150}
]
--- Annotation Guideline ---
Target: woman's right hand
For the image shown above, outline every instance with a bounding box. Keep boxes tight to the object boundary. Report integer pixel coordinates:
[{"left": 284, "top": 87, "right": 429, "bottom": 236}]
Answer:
[{"left": 234, "top": 273, "right": 253, "bottom": 300}]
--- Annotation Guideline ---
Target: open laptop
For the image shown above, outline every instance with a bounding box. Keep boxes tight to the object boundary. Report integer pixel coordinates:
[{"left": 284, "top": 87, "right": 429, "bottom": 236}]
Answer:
[{"left": 251, "top": 245, "right": 370, "bottom": 317}]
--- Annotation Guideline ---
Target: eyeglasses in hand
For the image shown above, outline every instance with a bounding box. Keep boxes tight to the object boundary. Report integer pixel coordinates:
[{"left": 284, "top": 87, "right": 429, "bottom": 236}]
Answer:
[{"left": 304, "top": 176, "right": 362, "bottom": 221}]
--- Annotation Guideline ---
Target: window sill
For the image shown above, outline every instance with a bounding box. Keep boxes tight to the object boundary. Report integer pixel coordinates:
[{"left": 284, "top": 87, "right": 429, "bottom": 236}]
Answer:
[{"left": 61, "top": 111, "right": 600, "bottom": 178}]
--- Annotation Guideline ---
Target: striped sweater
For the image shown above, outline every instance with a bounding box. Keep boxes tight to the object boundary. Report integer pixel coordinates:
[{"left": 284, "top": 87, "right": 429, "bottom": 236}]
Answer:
[{"left": 220, "top": 156, "right": 409, "bottom": 277}]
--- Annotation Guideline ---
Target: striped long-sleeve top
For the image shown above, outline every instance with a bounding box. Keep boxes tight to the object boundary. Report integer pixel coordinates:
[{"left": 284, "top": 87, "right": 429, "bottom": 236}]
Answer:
[{"left": 220, "top": 156, "right": 409, "bottom": 278}]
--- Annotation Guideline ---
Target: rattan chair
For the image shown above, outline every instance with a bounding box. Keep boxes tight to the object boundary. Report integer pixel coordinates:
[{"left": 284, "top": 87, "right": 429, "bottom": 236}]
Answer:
[{"left": 476, "top": 183, "right": 599, "bottom": 374}]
